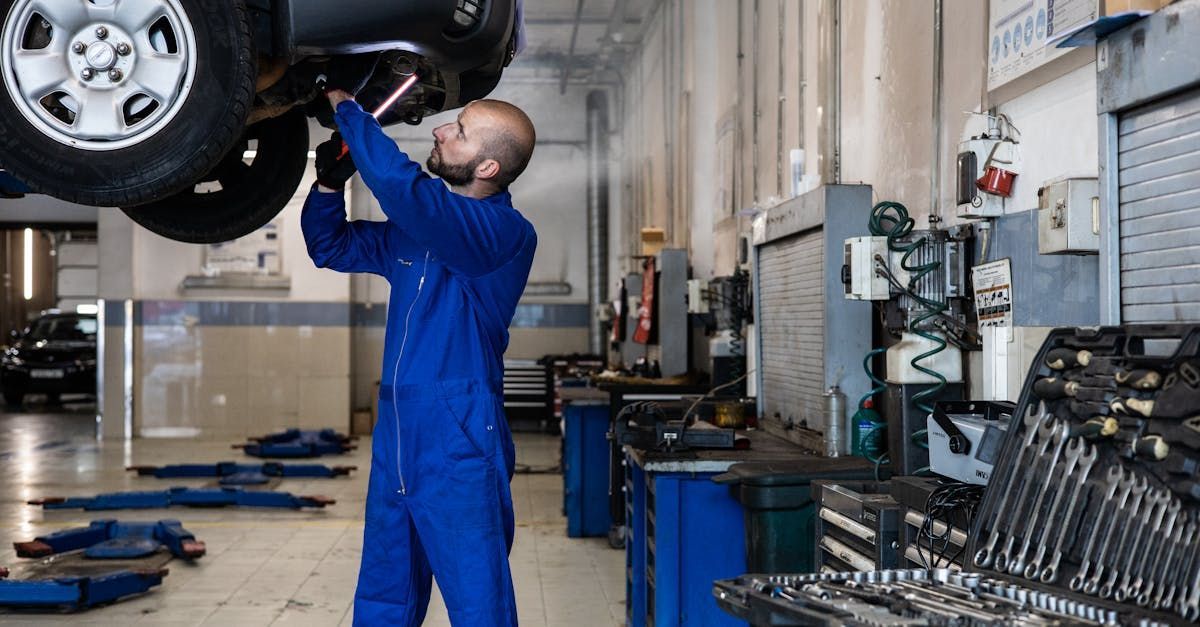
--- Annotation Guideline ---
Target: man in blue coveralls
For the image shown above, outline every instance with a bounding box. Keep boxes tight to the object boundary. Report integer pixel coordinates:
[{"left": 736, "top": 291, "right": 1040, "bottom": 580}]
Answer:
[{"left": 301, "top": 87, "right": 537, "bottom": 626}]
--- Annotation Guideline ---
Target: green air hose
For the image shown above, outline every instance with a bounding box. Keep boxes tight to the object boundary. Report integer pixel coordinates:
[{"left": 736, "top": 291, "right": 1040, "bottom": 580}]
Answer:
[
  {"left": 856, "top": 348, "right": 889, "bottom": 479},
  {"left": 868, "top": 201, "right": 949, "bottom": 462}
]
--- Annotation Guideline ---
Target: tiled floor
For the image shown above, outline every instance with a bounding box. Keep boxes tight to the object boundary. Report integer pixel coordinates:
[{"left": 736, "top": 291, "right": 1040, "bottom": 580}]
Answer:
[{"left": 0, "top": 401, "right": 624, "bottom": 626}]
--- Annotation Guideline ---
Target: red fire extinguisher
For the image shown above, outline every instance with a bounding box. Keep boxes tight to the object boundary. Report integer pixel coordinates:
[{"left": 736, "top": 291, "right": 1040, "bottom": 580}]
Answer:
[{"left": 976, "top": 138, "right": 1019, "bottom": 198}]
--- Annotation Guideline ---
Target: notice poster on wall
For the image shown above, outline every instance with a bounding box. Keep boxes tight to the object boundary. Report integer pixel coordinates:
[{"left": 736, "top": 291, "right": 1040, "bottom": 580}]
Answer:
[
  {"left": 973, "top": 259, "right": 1014, "bottom": 329},
  {"left": 987, "top": 0, "right": 1098, "bottom": 91},
  {"left": 203, "top": 221, "right": 282, "bottom": 275}
]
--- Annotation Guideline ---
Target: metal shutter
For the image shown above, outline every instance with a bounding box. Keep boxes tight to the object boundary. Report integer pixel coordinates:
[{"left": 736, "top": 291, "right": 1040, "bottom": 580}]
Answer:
[
  {"left": 758, "top": 229, "right": 825, "bottom": 427},
  {"left": 1117, "top": 87, "right": 1200, "bottom": 323}
]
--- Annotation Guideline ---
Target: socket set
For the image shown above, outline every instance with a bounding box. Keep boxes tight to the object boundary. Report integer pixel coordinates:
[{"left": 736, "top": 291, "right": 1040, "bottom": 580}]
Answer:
[
  {"left": 712, "top": 568, "right": 1139, "bottom": 625},
  {"left": 969, "top": 325, "right": 1200, "bottom": 624}
]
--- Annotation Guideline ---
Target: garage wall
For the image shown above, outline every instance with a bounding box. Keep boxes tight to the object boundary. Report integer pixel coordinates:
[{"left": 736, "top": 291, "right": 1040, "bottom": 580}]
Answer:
[{"left": 612, "top": 0, "right": 1106, "bottom": 402}]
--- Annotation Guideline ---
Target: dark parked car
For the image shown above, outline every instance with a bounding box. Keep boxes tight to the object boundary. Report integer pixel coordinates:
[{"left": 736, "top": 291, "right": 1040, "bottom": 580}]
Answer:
[
  {"left": 2, "top": 312, "right": 98, "bottom": 407},
  {"left": 0, "top": 0, "right": 519, "bottom": 243}
]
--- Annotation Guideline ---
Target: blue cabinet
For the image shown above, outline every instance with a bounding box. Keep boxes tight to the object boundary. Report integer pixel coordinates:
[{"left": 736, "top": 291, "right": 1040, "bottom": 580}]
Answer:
[
  {"left": 626, "top": 450, "right": 747, "bottom": 627},
  {"left": 563, "top": 401, "right": 612, "bottom": 537}
]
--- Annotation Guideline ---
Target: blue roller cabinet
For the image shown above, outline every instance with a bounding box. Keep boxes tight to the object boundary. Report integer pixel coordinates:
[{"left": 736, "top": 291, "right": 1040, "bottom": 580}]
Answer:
[
  {"left": 563, "top": 400, "right": 612, "bottom": 537},
  {"left": 626, "top": 449, "right": 747, "bottom": 627}
]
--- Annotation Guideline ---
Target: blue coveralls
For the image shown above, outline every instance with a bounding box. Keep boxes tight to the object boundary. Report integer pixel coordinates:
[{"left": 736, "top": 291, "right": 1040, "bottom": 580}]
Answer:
[{"left": 301, "top": 101, "right": 537, "bottom": 626}]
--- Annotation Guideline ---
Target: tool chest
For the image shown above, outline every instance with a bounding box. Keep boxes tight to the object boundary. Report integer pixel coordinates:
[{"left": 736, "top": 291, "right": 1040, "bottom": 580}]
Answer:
[
  {"left": 713, "top": 324, "right": 1200, "bottom": 625},
  {"left": 813, "top": 481, "right": 902, "bottom": 573}
]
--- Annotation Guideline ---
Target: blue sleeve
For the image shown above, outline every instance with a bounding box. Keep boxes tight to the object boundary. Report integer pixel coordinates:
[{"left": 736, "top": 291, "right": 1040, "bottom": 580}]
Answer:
[
  {"left": 300, "top": 184, "right": 399, "bottom": 277},
  {"left": 334, "top": 101, "right": 530, "bottom": 278}
]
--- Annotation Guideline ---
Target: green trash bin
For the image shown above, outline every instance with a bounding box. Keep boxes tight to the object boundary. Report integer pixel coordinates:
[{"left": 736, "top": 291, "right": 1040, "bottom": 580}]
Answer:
[{"left": 713, "top": 457, "right": 883, "bottom": 573}]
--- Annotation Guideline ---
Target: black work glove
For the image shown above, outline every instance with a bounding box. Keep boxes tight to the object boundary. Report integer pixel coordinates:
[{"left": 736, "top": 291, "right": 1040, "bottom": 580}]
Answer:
[{"left": 315, "top": 132, "right": 357, "bottom": 191}]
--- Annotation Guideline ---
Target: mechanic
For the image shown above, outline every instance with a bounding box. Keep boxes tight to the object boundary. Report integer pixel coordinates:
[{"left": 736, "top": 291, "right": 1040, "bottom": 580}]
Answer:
[{"left": 301, "top": 87, "right": 537, "bottom": 626}]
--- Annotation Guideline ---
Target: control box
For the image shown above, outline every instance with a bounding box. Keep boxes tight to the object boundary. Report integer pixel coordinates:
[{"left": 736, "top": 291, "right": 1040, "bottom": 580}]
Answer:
[
  {"left": 1037, "top": 177, "right": 1099, "bottom": 255},
  {"left": 842, "top": 236, "right": 889, "bottom": 300}
]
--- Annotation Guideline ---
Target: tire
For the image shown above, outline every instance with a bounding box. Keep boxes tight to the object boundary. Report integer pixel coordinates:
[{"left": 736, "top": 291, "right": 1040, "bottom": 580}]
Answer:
[
  {"left": 3, "top": 386, "right": 23, "bottom": 408},
  {"left": 121, "top": 108, "right": 310, "bottom": 243},
  {"left": 0, "top": 0, "right": 255, "bottom": 207},
  {"left": 44, "top": 392, "right": 60, "bottom": 405}
]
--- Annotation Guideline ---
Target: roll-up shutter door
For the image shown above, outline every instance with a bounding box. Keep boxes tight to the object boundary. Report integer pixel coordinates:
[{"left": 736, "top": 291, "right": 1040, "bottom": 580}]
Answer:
[
  {"left": 758, "top": 228, "right": 825, "bottom": 427},
  {"left": 1117, "top": 87, "right": 1200, "bottom": 323}
]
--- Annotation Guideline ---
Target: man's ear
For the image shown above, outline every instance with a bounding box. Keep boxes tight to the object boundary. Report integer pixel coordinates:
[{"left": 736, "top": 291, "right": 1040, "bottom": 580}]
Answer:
[{"left": 475, "top": 159, "right": 501, "bottom": 181}]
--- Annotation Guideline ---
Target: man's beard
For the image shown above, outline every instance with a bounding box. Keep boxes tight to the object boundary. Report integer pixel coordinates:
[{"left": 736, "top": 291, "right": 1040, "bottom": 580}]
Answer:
[{"left": 427, "top": 148, "right": 483, "bottom": 187}]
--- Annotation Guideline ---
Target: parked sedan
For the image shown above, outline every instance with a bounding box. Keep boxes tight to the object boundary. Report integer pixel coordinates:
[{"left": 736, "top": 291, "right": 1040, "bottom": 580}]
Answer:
[
  {"left": 2, "top": 312, "right": 98, "bottom": 407},
  {"left": 0, "top": 0, "right": 520, "bottom": 243}
]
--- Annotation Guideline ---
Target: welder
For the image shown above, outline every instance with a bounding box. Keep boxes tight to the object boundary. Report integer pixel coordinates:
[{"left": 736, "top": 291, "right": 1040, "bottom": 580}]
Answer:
[{"left": 301, "top": 82, "right": 537, "bottom": 626}]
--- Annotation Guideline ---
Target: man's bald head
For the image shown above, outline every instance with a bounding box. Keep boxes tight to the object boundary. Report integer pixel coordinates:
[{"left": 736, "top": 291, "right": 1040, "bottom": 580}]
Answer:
[{"left": 468, "top": 99, "right": 536, "bottom": 189}]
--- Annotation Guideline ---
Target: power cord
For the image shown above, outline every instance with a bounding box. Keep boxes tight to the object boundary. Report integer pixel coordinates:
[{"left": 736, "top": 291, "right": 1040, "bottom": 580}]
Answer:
[{"left": 917, "top": 483, "right": 984, "bottom": 570}]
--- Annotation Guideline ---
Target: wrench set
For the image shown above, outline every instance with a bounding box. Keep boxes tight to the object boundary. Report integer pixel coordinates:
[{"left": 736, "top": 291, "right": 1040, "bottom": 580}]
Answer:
[
  {"left": 968, "top": 325, "right": 1200, "bottom": 624},
  {"left": 713, "top": 325, "right": 1200, "bottom": 625}
]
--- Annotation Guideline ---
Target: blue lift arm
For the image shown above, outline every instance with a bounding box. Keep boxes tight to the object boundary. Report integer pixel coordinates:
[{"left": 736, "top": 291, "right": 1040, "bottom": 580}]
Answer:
[
  {"left": 0, "top": 569, "right": 167, "bottom": 609},
  {"left": 14, "top": 520, "right": 206, "bottom": 560},
  {"left": 128, "top": 461, "right": 356, "bottom": 485},
  {"left": 30, "top": 487, "right": 336, "bottom": 511}
]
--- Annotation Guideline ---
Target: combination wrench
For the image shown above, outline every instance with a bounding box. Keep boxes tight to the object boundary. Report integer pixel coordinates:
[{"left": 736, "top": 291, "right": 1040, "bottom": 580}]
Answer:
[
  {"left": 1127, "top": 497, "right": 1178, "bottom": 602},
  {"left": 1113, "top": 489, "right": 1170, "bottom": 602},
  {"left": 994, "top": 418, "right": 1061, "bottom": 573},
  {"left": 1008, "top": 422, "right": 1069, "bottom": 576},
  {"left": 974, "top": 403, "right": 1049, "bottom": 569},
  {"left": 1137, "top": 504, "right": 1183, "bottom": 607},
  {"left": 1082, "top": 473, "right": 1143, "bottom": 596},
  {"left": 1023, "top": 437, "right": 1091, "bottom": 581},
  {"left": 1039, "top": 441, "right": 1099, "bottom": 584},
  {"left": 1161, "top": 520, "right": 1198, "bottom": 611},
  {"left": 1069, "top": 466, "right": 1126, "bottom": 592},
  {"left": 1097, "top": 475, "right": 1149, "bottom": 598}
]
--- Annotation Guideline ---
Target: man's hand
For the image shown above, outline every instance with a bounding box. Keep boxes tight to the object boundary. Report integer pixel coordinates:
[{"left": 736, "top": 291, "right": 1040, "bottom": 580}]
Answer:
[
  {"left": 327, "top": 89, "right": 354, "bottom": 110},
  {"left": 315, "top": 132, "right": 358, "bottom": 191}
]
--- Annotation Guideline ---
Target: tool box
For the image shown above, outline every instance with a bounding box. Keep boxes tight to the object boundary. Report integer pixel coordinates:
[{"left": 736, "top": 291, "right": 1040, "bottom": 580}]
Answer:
[
  {"left": 813, "top": 481, "right": 902, "bottom": 573},
  {"left": 714, "top": 324, "right": 1200, "bottom": 625}
]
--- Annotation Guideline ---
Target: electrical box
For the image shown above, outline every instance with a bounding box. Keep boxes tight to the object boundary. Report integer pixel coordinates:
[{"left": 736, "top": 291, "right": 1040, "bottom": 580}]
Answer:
[
  {"left": 956, "top": 137, "right": 1006, "bottom": 219},
  {"left": 1037, "top": 177, "right": 1099, "bottom": 255},
  {"left": 842, "top": 236, "right": 889, "bottom": 300}
]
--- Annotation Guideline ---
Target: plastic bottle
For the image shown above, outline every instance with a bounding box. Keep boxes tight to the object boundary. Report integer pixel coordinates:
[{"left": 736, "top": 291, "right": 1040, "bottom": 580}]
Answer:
[{"left": 852, "top": 398, "right": 885, "bottom": 459}]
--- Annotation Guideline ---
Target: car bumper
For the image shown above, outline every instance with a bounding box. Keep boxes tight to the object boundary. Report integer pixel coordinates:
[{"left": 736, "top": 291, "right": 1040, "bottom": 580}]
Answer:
[{"left": 2, "top": 366, "right": 96, "bottom": 394}]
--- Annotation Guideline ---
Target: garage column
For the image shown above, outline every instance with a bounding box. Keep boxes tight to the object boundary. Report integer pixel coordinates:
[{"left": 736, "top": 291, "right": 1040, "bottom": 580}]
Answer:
[{"left": 96, "top": 211, "right": 136, "bottom": 440}]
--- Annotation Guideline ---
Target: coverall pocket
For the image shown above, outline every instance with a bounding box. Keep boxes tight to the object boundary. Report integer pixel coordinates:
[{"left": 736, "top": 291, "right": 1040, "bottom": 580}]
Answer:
[{"left": 439, "top": 394, "right": 496, "bottom": 461}]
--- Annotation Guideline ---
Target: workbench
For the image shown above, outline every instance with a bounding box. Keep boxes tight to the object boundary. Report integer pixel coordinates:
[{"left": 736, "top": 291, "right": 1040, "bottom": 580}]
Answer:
[{"left": 624, "top": 429, "right": 812, "bottom": 627}]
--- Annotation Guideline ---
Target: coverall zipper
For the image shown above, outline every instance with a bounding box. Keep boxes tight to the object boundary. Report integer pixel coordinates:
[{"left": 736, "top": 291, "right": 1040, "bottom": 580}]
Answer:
[{"left": 390, "top": 251, "right": 430, "bottom": 495}]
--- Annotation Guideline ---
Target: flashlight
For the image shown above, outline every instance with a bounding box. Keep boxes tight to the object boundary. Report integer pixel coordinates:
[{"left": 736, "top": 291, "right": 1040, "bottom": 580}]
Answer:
[{"left": 337, "top": 73, "right": 421, "bottom": 159}]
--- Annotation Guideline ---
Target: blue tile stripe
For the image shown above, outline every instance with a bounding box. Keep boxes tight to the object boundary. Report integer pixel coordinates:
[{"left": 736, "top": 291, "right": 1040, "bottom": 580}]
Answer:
[
  {"left": 132, "top": 301, "right": 589, "bottom": 328},
  {"left": 136, "top": 301, "right": 351, "bottom": 327}
]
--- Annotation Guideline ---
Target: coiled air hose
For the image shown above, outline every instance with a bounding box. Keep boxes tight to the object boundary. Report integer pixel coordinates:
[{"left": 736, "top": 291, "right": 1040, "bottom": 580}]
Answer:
[{"left": 868, "top": 201, "right": 949, "bottom": 467}]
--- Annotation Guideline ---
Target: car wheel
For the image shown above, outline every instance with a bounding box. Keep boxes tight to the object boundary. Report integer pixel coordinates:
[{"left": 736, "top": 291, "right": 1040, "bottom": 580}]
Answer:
[
  {"left": 121, "top": 107, "right": 310, "bottom": 243},
  {"left": 3, "top": 385, "right": 23, "bottom": 408},
  {"left": 0, "top": 0, "right": 255, "bottom": 207}
]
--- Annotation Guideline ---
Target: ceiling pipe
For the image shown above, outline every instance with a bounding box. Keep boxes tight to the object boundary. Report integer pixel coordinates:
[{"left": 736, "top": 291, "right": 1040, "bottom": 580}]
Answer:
[
  {"left": 586, "top": 90, "right": 611, "bottom": 355},
  {"left": 560, "top": 0, "right": 587, "bottom": 94}
]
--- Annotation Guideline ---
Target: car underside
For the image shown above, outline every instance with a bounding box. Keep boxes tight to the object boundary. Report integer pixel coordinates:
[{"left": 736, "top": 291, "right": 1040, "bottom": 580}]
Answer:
[{"left": 0, "top": 0, "right": 519, "bottom": 243}]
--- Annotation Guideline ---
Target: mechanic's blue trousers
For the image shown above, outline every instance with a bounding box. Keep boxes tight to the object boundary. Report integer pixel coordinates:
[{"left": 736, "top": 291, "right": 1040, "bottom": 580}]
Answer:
[{"left": 354, "top": 382, "right": 517, "bottom": 626}]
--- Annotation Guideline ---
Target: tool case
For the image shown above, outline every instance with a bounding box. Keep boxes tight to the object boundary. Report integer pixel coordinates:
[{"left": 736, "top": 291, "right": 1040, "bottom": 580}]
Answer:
[{"left": 714, "top": 324, "right": 1200, "bottom": 625}]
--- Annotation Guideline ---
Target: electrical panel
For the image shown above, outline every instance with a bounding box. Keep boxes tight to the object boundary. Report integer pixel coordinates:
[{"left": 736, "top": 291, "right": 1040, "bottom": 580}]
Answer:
[
  {"left": 842, "top": 236, "right": 889, "bottom": 300},
  {"left": 956, "top": 137, "right": 1006, "bottom": 219},
  {"left": 1037, "top": 177, "right": 1100, "bottom": 255}
]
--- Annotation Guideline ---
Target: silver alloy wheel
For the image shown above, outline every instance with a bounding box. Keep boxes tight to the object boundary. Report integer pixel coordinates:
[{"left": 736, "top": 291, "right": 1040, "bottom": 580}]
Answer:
[{"left": 1, "top": 0, "right": 196, "bottom": 151}]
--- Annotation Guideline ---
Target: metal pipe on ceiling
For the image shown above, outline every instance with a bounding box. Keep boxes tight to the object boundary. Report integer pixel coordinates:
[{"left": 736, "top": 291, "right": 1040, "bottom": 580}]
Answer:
[
  {"left": 586, "top": 90, "right": 611, "bottom": 354},
  {"left": 560, "top": 0, "right": 588, "bottom": 94}
]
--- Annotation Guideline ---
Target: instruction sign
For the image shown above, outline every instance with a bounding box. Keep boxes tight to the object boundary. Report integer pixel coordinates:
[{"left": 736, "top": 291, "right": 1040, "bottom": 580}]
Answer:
[
  {"left": 987, "top": 0, "right": 1098, "bottom": 91},
  {"left": 204, "top": 221, "right": 282, "bottom": 275},
  {"left": 973, "top": 259, "right": 1013, "bottom": 329}
]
